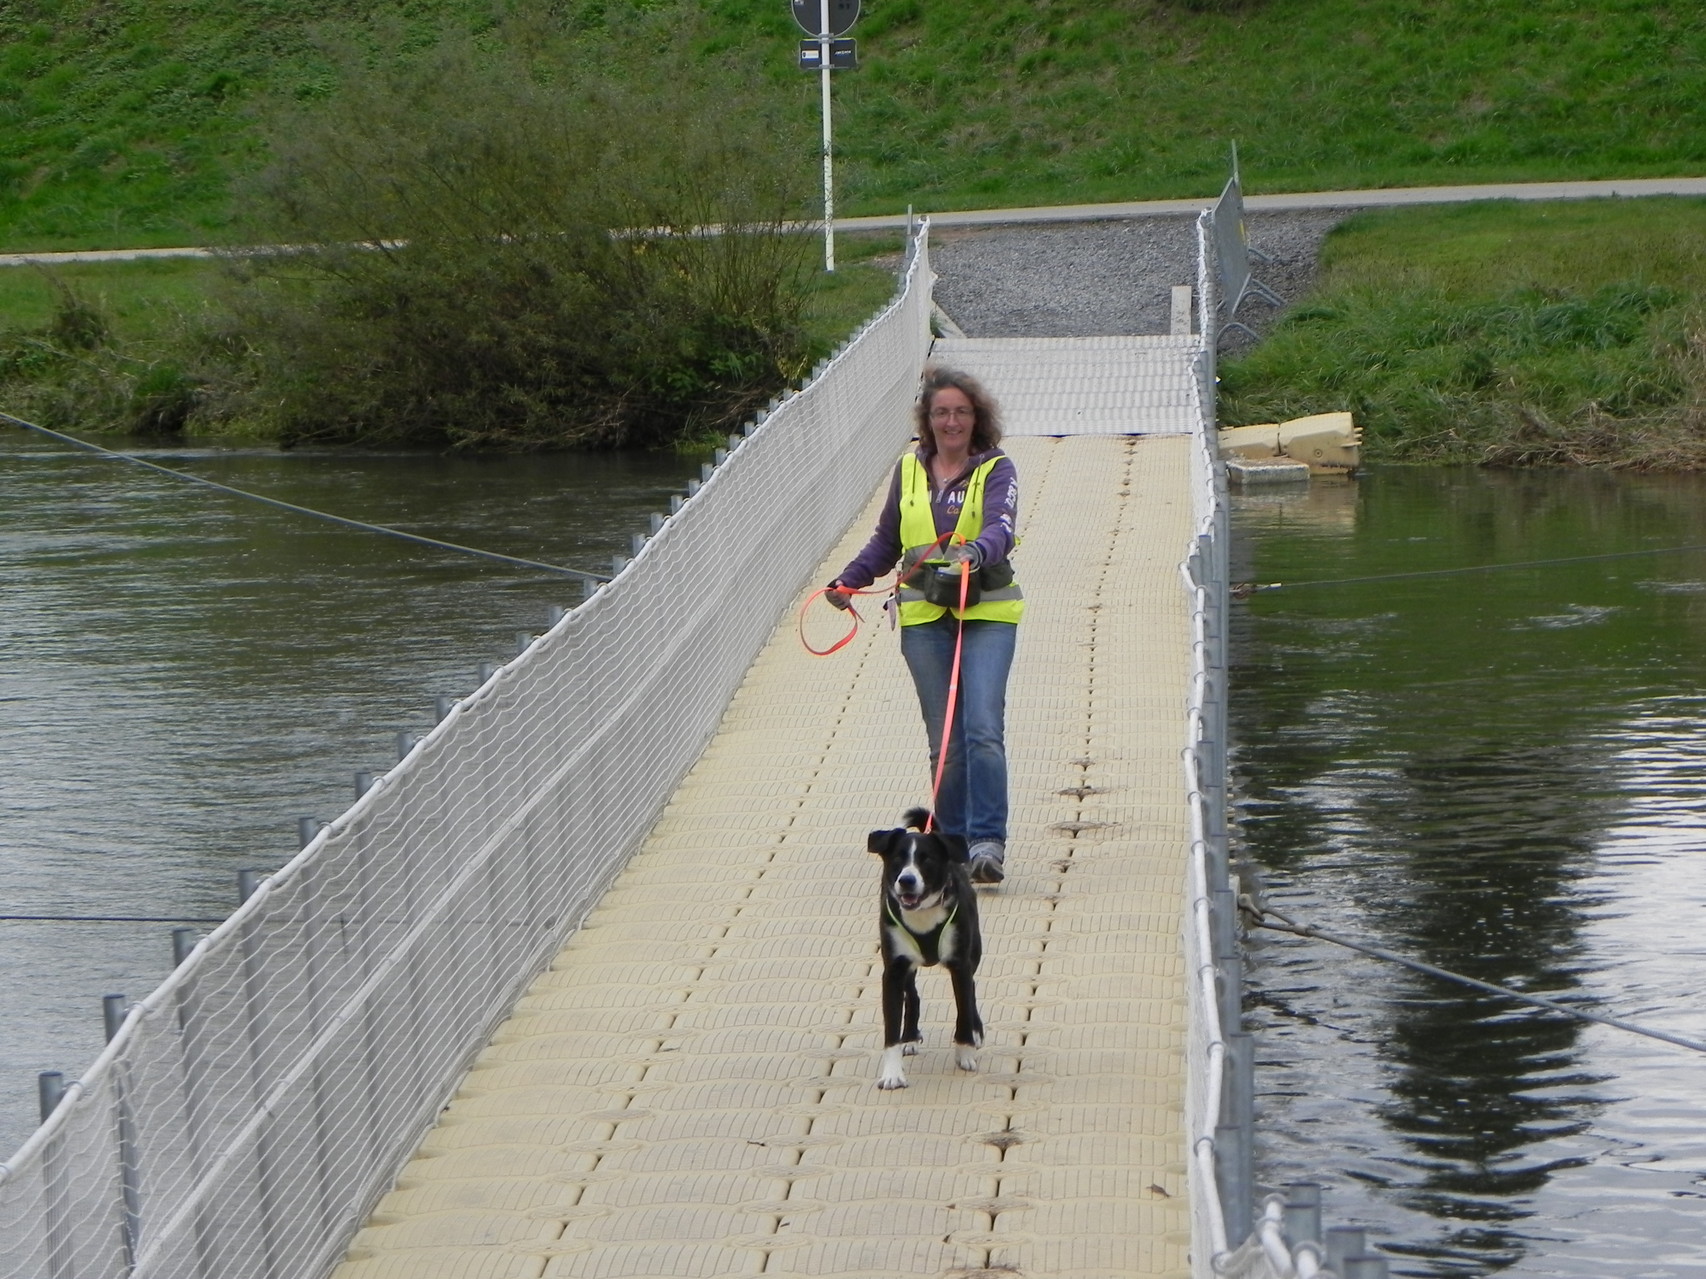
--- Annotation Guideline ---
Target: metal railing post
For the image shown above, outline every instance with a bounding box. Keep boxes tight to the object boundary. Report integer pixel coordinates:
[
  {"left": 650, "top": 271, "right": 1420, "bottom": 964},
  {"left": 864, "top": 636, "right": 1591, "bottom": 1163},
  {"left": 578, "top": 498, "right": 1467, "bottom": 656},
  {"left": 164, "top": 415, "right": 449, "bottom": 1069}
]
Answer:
[
  {"left": 1284, "top": 1182, "right": 1322, "bottom": 1252},
  {"left": 105, "top": 996, "right": 142, "bottom": 1274},
  {"left": 236, "top": 871, "right": 285, "bottom": 1276}
]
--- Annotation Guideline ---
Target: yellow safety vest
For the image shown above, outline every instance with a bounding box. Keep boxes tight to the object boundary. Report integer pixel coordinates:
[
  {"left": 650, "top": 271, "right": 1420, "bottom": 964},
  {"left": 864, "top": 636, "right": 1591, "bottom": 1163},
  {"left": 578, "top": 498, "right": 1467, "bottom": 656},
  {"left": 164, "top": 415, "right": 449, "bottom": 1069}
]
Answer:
[{"left": 896, "top": 451, "right": 1024, "bottom": 626}]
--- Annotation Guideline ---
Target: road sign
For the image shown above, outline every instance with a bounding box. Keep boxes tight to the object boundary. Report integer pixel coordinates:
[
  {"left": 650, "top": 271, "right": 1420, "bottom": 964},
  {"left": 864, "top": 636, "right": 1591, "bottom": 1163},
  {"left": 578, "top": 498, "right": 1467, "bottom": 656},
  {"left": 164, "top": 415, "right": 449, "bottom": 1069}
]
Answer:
[
  {"left": 791, "top": 0, "right": 859, "bottom": 37},
  {"left": 799, "top": 38, "right": 857, "bottom": 70}
]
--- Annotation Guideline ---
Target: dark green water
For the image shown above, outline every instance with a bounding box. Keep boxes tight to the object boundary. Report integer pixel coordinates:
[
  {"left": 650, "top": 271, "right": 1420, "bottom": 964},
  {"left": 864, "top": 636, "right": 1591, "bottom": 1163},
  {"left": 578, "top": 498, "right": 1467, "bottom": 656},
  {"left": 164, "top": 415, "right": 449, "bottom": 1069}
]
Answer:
[
  {"left": 0, "top": 431, "right": 698, "bottom": 1157},
  {"left": 1232, "top": 468, "right": 1706, "bottom": 1277}
]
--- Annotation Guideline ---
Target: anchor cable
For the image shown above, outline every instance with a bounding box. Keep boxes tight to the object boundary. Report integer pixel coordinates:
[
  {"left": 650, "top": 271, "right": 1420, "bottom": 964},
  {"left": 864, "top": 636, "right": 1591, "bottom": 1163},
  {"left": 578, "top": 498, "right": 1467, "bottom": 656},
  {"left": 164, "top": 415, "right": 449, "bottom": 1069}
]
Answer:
[
  {"left": 1253, "top": 905, "right": 1706, "bottom": 1056},
  {"left": 0, "top": 914, "right": 227, "bottom": 925},
  {"left": 1, "top": 410, "right": 611, "bottom": 583}
]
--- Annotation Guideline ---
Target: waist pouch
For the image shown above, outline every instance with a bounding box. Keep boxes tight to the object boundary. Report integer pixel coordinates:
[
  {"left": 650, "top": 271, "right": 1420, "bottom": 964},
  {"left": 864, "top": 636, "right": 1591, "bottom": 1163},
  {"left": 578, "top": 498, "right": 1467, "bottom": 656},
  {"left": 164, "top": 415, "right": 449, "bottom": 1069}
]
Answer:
[
  {"left": 919, "top": 561, "right": 982, "bottom": 608},
  {"left": 915, "top": 557, "right": 1014, "bottom": 608}
]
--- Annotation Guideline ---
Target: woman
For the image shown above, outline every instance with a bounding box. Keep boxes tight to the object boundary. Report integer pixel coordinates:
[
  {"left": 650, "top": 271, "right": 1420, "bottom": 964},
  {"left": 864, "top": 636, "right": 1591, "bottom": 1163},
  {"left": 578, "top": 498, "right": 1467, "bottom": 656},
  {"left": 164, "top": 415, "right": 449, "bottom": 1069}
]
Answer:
[{"left": 828, "top": 366, "right": 1023, "bottom": 884}]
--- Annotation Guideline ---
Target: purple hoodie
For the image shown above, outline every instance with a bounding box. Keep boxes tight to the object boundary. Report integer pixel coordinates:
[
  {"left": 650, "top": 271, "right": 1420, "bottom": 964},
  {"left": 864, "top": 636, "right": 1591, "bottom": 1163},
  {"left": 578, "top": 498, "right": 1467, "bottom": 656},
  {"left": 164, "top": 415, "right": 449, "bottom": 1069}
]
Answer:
[{"left": 834, "top": 446, "right": 1018, "bottom": 590}]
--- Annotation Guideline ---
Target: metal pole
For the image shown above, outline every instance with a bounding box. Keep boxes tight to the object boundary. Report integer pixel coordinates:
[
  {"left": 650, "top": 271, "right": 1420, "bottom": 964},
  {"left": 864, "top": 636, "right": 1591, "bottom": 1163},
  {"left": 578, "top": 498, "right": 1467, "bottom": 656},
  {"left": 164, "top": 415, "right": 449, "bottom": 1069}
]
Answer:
[
  {"left": 37, "top": 1071, "right": 71, "bottom": 1279},
  {"left": 1284, "top": 1182, "right": 1322, "bottom": 1249},
  {"left": 105, "top": 993, "right": 143, "bottom": 1274},
  {"left": 38, "top": 1070, "right": 65, "bottom": 1122},
  {"left": 1214, "top": 1122, "right": 1251, "bottom": 1245},
  {"left": 103, "top": 994, "right": 127, "bottom": 1043},
  {"left": 172, "top": 926, "right": 197, "bottom": 967},
  {"left": 820, "top": 0, "right": 834, "bottom": 272},
  {"left": 1325, "top": 1226, "right": 1367, "bottom": 1276}
]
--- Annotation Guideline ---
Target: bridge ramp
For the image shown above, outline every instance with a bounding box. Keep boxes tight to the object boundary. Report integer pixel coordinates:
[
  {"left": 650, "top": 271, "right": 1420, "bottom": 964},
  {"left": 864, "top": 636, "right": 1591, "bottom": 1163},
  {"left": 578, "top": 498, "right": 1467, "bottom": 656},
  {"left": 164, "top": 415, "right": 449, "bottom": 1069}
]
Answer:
[{"left": 334, "top": 424, "right": 1196, "bottom": 1278}]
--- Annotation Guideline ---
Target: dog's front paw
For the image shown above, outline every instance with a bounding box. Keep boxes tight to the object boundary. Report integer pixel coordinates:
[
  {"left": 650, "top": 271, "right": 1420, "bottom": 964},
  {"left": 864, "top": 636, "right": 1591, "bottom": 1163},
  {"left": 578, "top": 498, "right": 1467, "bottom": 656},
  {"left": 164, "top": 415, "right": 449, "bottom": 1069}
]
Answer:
[
  {"left": 955, "top": 1044, "right": 979, "bottom": 1072},
  {"left": 902, "top": 1040, "right": 920, "bottom": 1057},
  {"left": 877, "top": 1045, "right": 909, "bottom": 1089}
]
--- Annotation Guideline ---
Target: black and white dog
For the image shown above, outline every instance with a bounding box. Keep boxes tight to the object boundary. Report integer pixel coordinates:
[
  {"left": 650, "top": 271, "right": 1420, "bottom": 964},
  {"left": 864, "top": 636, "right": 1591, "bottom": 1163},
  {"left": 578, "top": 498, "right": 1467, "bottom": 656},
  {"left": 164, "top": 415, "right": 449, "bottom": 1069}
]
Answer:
[{"left": 867, "top": 807, "right": 984, "bottom": 1089}]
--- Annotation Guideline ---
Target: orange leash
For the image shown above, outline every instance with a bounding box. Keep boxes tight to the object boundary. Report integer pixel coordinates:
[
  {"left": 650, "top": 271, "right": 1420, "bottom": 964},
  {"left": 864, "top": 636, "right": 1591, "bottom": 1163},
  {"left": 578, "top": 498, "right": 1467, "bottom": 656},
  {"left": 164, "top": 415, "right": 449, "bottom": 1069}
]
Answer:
[
  {"left": 797, "top": 531, "right": 963, "bottom": 658},
  {"left": 923, "top": 560, "right": 971, "bottom": 835},
  {"left": 797, "top": 583, "right": 883, "bottom": 656},
  {"left": 799, "top": 533, "right": 972, "bottom": 835}
]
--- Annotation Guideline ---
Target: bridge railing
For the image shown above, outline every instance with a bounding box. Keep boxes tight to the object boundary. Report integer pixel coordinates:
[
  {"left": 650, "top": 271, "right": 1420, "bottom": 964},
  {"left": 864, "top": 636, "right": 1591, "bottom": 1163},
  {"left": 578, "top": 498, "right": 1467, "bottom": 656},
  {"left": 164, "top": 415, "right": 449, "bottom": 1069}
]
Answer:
[
  {"left": 1187, "top": 209, "right": 1369, "bottom": 1279},
  {"left": 0, "top": 227, "right": 938, "bottom": 1279}
]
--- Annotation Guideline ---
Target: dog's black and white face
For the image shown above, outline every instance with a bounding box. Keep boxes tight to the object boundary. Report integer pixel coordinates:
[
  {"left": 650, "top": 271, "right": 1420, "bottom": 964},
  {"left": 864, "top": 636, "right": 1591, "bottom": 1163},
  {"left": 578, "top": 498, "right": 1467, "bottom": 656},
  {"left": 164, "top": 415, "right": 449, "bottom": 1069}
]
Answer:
[{"left": 867, "top": 809, "right": 968, "bottom": 913}]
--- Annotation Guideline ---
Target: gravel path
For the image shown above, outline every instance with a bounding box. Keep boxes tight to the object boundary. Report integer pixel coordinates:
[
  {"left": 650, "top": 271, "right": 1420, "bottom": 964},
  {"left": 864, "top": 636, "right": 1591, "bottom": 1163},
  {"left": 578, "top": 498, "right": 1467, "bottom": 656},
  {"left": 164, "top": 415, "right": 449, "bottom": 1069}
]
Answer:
[{"left": 928, "top": 209, "right": 1353, "bottom": 350}]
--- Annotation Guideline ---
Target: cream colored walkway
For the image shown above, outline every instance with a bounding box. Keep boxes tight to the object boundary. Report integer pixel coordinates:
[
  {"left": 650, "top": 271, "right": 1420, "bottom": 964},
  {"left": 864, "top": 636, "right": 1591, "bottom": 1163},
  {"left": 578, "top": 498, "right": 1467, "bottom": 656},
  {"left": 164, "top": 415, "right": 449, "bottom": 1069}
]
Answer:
[{"left": 336, "top": 432, "right": 1196, "bottom": 1279}]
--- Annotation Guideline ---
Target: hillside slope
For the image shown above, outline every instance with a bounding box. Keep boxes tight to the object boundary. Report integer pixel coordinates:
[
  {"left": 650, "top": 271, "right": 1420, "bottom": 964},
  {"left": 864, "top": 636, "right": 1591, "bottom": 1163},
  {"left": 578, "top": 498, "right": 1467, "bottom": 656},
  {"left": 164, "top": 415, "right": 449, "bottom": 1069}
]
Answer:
[{"left": 3, "top": 0, "right": 1705, "bottom": 249}]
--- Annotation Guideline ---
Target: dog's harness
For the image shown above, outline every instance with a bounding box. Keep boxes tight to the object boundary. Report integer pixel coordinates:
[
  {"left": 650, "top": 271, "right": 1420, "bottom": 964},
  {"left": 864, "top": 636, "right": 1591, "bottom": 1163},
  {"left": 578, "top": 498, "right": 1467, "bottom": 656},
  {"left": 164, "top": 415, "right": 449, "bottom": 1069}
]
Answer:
[{"left": 886, "top": 896, "right": 959, "bottom": 967}]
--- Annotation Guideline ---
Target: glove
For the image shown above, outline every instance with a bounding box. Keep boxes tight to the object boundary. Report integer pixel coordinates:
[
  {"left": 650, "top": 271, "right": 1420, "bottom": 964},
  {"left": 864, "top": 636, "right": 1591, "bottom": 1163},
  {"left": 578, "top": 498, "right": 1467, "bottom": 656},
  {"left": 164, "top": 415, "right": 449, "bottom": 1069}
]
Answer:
[
  {"left": 943, "top": 543, "right": 983, "bottom": 570},
  {"left": 825, "top": 581, "right": 853, "bottom": 611}
]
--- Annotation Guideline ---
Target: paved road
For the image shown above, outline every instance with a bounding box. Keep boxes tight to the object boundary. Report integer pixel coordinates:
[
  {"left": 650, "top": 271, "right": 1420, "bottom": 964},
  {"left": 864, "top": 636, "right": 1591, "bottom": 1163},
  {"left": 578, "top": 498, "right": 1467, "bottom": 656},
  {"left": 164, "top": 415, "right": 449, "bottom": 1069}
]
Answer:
[{"left": 5, "top": 177, "right": 1704, "bottom": 267}]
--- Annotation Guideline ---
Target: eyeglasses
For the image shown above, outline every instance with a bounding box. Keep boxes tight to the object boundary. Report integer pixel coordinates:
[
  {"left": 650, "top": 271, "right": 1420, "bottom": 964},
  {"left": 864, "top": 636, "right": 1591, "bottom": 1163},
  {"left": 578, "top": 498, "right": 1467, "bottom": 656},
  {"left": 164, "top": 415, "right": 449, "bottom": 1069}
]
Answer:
[{"left": 928, "top": 406, "right": 975, "bottom": 421}]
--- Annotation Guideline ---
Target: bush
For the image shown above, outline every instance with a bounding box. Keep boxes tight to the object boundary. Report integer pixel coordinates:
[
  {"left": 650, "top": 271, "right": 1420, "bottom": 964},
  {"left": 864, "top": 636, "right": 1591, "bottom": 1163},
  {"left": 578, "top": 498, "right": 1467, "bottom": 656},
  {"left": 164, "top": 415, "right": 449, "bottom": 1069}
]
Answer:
[{"left": 229, "top": 17, "right": 817, "bottom": 450}]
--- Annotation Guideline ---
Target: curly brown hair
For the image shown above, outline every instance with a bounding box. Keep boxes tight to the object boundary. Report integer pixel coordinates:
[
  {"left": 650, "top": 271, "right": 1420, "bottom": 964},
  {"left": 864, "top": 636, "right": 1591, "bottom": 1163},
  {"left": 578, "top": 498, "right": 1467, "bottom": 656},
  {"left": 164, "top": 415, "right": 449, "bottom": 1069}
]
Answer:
[{"left": 913, "top": 365, "right": 1004, "bottom": 455}]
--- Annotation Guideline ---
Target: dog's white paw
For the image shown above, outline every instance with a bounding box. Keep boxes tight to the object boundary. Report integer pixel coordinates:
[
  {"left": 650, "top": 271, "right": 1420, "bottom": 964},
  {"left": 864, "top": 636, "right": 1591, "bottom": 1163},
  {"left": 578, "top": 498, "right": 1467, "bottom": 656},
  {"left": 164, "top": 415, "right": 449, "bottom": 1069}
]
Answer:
[
  {"left": 902, "top": 1040, "right": 920, "bottom": 1057},
  {"left": 877, "top": 1045, "right": 909, "bottom": 1089},
  {"left": 955, "top": 1044, "right": 979, "bottom": 1072}
]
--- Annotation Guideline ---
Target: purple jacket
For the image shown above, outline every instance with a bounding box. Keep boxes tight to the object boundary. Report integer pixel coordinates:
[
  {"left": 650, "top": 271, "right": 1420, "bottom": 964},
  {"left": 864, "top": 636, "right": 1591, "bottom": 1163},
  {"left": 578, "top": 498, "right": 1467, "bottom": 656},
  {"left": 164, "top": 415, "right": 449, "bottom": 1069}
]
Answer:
[{"left": 834, "top": 447, "right": 1018, "bottom": 590}]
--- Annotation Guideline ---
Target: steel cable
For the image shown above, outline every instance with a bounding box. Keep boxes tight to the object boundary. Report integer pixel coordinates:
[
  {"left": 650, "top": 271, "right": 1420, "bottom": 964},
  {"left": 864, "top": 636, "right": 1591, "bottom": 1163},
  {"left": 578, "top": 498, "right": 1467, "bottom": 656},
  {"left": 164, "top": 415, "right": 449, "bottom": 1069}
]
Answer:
[
  {"left": 0, "top": 411, "right": 610, "bottom": 583},
  {"left": 1254, "top": 906, "right": 1706, "bottom": 1056}
]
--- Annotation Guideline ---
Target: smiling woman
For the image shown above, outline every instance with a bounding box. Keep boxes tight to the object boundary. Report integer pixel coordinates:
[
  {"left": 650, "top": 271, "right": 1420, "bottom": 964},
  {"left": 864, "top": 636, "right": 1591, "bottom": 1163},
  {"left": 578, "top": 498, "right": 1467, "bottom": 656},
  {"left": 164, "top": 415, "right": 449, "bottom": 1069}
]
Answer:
[{"left": 829, "top": 366, "right": 1024, "bottom": 884}]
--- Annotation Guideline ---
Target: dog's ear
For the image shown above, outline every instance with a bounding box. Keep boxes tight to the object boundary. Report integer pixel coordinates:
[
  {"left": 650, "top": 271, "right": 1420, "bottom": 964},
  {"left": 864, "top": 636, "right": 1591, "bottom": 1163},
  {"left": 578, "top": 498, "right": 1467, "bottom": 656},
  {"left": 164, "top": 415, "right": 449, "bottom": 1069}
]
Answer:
[
  {"left": 940, "top": 834, "right": 970, "bottom": 864},
  {"left": 867, "top": 829, "right": 900, "bottom": 856},
  {"left": 901, "top": 807, "right": 931, "bottom": 832}
]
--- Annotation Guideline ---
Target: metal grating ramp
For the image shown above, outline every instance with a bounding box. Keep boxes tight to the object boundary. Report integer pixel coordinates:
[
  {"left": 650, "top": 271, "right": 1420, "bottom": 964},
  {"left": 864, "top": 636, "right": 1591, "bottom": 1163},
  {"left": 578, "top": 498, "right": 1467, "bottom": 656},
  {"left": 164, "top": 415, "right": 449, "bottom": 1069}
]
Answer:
[
  {"left": 333, "top": 433, "right": 1195, "bottom": 1279},
  {"left": 931, "top": 336, "right": 1200, "bottom": 437}
]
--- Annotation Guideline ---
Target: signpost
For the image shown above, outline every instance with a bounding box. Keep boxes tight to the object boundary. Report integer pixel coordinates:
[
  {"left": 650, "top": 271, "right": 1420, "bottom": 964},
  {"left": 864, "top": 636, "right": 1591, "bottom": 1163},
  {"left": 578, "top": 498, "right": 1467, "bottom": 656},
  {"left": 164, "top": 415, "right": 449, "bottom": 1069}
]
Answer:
[{"left": 790, "top": 0, "right": 860, "bottom": 271}]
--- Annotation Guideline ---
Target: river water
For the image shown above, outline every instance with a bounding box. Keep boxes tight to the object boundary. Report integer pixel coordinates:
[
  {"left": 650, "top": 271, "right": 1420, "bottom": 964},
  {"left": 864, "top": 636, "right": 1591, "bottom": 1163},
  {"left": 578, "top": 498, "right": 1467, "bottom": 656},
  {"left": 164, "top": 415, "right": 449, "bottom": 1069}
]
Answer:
[
  {"left": 0, "top": 430, "right": 697, "bottom": 1158},
  {"left": 1232, "top": 467, "right": 1706, "bottom": 1277}
]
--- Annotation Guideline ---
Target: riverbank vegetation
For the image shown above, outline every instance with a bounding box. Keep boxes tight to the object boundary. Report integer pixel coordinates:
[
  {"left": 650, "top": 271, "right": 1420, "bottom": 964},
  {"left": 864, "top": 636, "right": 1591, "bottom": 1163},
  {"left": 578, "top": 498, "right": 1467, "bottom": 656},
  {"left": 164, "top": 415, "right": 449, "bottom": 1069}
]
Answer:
[
  {"left": 1218, "top": 199, "right": 1706, "bottom": 468},
  {"left": 0, "top": 237, "right": 902, "bottom": 446}
]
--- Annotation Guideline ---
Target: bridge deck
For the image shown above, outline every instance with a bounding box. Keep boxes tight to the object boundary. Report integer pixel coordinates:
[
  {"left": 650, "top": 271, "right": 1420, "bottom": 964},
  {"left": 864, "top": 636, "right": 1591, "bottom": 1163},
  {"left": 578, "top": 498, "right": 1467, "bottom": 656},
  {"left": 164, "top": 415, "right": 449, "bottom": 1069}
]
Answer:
[{"left": 334, "top": 422, "right": 1197, "bottom": 1278}]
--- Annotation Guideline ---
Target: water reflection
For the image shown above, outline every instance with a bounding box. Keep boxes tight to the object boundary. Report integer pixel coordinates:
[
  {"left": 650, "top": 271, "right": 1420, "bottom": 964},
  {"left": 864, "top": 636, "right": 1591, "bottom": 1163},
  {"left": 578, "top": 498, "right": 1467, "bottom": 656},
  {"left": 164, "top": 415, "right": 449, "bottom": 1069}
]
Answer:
[
  {"left": 0, "top": 433, "right": 699, "bottom": 1156},
  {"left": 1232, "top": 467, "right": 1706, "bottom": 1276}
]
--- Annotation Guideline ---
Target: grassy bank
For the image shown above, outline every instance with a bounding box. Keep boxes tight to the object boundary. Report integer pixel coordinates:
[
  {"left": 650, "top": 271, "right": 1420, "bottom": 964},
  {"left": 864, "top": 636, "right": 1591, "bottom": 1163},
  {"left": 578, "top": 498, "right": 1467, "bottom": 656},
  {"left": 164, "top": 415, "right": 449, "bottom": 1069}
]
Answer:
[
  {"left": 4, "top": 1, "right": 1706, "bottom": 251},
  {"left": 1219, "top": 198, "right": 1706, "bottom": 467}
]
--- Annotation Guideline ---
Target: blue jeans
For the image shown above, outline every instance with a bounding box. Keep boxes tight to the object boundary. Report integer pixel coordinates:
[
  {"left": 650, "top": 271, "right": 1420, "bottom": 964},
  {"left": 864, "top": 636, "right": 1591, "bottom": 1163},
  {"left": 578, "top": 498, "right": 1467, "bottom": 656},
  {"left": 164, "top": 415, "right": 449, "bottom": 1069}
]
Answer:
[{"left": 900, "top": 618, "right": 1018, "bottom": 844}]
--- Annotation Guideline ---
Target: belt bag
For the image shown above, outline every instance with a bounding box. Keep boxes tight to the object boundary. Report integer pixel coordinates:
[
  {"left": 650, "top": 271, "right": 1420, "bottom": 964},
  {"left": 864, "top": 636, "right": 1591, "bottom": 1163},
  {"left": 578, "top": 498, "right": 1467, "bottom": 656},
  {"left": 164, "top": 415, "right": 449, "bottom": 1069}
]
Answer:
[
  {"left": 919, "top": 561, "right": 981, "bottom": 608},
  {"left": 978, "top": 559, "right": 1015, "bottom": 592},
  {"left": 916, "top": 557, "right": 1014, "bottom": 608}
]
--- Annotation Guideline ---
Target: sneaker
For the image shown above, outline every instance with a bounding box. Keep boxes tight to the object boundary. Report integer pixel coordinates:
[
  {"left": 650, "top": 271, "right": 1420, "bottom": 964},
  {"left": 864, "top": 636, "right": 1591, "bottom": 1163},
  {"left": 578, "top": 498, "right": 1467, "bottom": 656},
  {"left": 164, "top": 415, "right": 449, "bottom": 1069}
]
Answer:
[{"left": 967, "top": 839, "right": 1006, "bottom": 884}]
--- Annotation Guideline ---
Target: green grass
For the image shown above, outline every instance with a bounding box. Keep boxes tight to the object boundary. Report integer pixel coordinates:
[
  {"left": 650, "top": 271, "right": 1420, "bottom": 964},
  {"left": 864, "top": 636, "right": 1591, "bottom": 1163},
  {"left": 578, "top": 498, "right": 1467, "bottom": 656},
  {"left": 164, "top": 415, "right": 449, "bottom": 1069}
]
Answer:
[
  {"left": 5, "top": 0, "right": 1706, "bottom": 250},
  {"left": 1219, "top": 197, "right": 1706, "bottom": 467},
  {"left": 800, "top": 233, "right": 907, "bottom": 349},
  {"left": 0, "top": 257, "right": 227, "bottom": 337}
]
